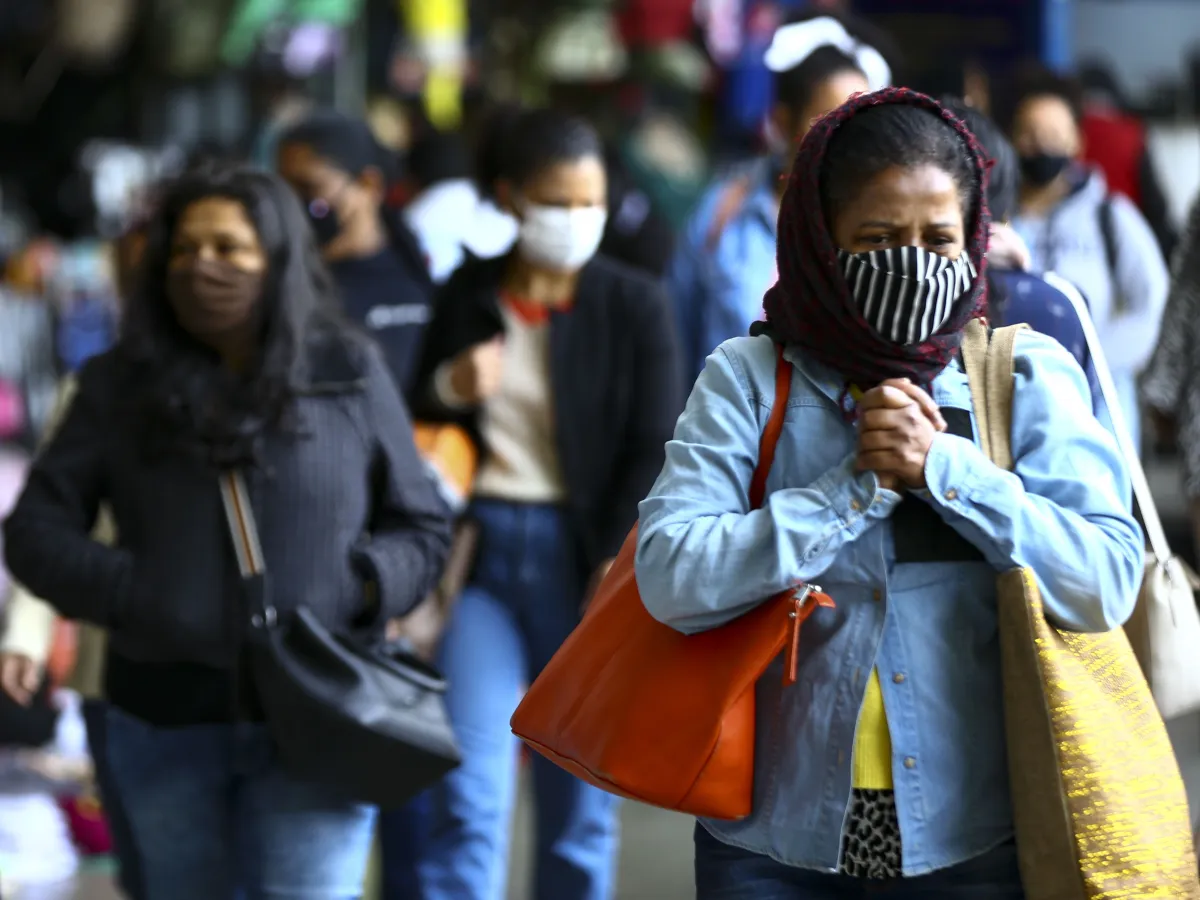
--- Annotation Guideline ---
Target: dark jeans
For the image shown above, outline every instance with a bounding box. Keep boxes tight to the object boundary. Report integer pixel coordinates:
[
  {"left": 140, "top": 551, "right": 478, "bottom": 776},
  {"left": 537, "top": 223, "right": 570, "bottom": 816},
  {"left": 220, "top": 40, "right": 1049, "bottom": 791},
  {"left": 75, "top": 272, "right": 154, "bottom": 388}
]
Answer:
[
  {"left": 82, "top": 699, "right": 144, "bottom": 900},
  {"left": 694, "top": 823, "right": 1025, "bottom": 899},
  {"left": 378, "top": 789, "right": 432, "bottom": 899},
  {"left": 103, "top": 705, "right": 377, "bottom": 899}
]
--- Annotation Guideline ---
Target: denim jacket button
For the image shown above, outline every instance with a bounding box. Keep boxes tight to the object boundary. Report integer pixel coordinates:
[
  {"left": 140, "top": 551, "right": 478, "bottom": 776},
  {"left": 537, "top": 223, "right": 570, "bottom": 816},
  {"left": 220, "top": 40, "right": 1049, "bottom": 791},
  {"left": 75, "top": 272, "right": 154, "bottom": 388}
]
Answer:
[
  {"left": 873, "top": 589, "right": 883, "bottom": 602},
  {"left": 893, "top": 673, "right": 906, "bottom": 684},
  {"left": 944, "top": 488, "right": 959, "bottom": 501},
  {"left": 904, "top": 757, "right": 917, "bottom": 769}
]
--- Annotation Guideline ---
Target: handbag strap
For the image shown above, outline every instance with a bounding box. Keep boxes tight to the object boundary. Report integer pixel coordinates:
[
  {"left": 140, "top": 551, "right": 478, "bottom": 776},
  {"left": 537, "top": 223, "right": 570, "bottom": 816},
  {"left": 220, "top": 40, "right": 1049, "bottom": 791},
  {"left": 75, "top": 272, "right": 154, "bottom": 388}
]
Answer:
[
  {"left": 749, "top": 342, "right": 793, "bottom": 510},
  {"left": 1047, "top": 273, "right": 1172, "bottom": 565},
  {"left": 219, "top": 471, "right": 264, "bottom": 579},
  {"left": 961, "top": 319, "right": 1025, "bottom": 473}
]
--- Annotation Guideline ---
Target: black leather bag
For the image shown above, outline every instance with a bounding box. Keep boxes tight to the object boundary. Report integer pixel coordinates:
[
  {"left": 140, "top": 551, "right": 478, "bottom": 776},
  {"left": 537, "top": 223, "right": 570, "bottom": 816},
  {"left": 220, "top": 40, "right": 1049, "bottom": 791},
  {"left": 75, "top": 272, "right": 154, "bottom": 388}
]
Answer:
[{"left": 219, "top": 471, "right": 461, "bottom": 809}]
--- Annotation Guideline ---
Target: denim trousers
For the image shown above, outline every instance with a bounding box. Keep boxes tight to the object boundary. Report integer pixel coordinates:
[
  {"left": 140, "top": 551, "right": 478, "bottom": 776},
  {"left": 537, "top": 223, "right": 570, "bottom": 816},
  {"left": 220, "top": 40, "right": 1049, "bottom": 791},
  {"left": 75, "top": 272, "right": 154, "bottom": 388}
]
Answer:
[
  {"left": 694, "top": 824, "right": 1025, "bottom": 899},
  {"left": 377, "top": 789, "right": 432, "bottom": 899},
  {"left": 82, "top": 699, "right": 144, "bottom": 899},
  {"left": 103, "top": 705, "right": 377, "bottom": 899},
  {"left": 416, "top": 499, "right": 621, "bottom": 900}
]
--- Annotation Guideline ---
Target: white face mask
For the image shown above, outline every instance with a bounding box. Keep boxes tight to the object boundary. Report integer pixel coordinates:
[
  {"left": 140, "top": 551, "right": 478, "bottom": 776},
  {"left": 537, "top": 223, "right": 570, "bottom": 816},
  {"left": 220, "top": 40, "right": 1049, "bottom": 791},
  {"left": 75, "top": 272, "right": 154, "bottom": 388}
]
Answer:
[{"left": 516, "top": 203, "right": 608, "bottom": 271}]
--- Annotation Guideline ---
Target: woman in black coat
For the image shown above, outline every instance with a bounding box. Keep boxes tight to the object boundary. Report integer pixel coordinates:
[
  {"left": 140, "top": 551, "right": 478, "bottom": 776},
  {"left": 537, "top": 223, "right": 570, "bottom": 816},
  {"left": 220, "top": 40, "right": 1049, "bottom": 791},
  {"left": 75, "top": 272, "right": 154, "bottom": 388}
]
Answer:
[
  {"left": 409, "top": 108, "right": 683, "bottom": 900},
  {"left": 3, "top": 164, "right": 453, "bottom": 899}
]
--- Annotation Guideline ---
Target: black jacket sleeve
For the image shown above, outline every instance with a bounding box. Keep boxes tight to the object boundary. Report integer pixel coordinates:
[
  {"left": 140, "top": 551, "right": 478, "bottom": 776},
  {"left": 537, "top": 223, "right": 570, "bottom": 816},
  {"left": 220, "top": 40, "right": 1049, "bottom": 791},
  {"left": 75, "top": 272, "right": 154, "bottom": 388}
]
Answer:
[
  {"left": 407, "top": 255, "right": 506, "bottom": 426},
  {"left": 3, "top": 361, "right": 133, "bottom": 628},
  {"left": 354, "top": 344, "right": 455, "bottom": 622},
  {"left": 594, "top": 282, "right": 684, "bottom": 561}
]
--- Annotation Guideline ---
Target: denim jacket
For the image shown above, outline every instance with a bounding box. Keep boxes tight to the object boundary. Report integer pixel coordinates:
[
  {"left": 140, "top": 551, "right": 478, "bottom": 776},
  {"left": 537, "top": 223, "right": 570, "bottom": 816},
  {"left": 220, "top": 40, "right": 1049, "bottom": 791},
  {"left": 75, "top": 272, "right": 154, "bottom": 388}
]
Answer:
[{"left": 634, "top": 332, "right": 1144, "bottom": 876}]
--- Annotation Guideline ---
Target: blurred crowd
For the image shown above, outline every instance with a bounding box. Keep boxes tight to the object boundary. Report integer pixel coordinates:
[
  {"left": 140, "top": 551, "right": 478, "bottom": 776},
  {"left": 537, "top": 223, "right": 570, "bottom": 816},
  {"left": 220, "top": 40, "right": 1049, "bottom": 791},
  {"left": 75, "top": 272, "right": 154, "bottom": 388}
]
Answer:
[{"left": 0, "top": 1, "right": 1195, "bottom": 898}]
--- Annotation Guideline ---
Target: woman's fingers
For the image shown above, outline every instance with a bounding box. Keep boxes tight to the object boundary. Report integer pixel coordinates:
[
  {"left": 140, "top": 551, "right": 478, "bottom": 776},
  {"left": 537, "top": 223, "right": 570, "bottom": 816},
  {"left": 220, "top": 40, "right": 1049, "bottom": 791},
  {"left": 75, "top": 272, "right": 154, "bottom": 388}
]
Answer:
[{"left": 878, "top": 379, "right": 946, "bottom": 431}]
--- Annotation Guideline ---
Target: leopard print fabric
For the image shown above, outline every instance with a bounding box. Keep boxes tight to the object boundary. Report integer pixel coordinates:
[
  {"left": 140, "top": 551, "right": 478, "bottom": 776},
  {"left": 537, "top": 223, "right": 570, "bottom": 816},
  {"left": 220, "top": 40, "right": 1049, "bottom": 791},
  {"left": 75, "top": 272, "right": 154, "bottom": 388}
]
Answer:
[{"left": 839, "top": 788, "right": 902, "bottom": 879}]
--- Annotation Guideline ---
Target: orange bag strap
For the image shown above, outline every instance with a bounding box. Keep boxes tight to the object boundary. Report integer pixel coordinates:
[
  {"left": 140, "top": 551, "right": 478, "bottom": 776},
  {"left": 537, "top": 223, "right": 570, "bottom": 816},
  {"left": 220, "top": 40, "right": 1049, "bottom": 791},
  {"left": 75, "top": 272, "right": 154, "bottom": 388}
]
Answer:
[{"left": 748, "top": 343, "right": 791, "bottom": 510}]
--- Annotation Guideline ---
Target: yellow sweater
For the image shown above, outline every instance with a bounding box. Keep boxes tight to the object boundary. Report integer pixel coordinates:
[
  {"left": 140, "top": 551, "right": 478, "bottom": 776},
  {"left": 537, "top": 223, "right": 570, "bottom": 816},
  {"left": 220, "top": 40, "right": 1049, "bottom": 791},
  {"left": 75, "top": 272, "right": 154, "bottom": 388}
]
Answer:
[
  {"left": 853, "top": 669, "right": 894, "bottom": 790},
  {"left": 847, "top": 383, "right": 894, "bottom": 791}
]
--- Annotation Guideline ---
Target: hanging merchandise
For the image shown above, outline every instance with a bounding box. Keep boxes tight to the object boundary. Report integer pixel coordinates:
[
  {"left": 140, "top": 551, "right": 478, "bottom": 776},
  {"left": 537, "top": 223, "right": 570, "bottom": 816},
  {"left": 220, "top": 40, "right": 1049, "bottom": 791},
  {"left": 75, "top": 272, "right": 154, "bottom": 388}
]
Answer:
[
  {"left": 51, "top": 242, "right": 120, "bottom": 374},
  {"left": 55, "top": 0, "right": 137, "bottom": 67},
  {"left": 620, "top": 112, "right": 709, "bottom": 229},
  {"left": 150, "top": 0, "right": 237, "bottom": 79},
  {"left": 695, "top": 0, "right": 745, "bottom": 67},
  {"left": 617, "top": 0, "right": 695, "bottom": 48},
  {"left": 77, "top": 142, "right": 185, "bottom": 239},
  {"left": 393, "top": 0, "right": 468, "bottom": 131},
  {"left": 536, "top": 8, "right": 628, "bottom": 84},
  {"left": 221, "top": 0, "right": 364, "bottom": 69}
]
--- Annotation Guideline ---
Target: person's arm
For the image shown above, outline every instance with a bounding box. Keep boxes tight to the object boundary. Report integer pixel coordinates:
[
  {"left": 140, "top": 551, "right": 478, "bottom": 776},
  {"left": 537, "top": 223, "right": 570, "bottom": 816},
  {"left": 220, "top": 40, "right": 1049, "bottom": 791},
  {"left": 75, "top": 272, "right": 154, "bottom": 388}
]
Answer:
[
  {"left": 3, "top": 362, "right": 133, "bottom": 628},
  {"left": 593, "top": 283, "right": 684, "bottom": 562},
  {"left": 354, "top": 344, "right": 455, "bottom": 624},
  {"left": 1096, "top": 195, "right": 1169, "bottom": 374},
  {"left": 1142, "top": 197, "right": 1200, "bottom": 417},
  {"left": 635, "top": 342, "right": 902, "bottom": 635},
  {"left": 407, "top": 269, "right": 484, "bottom": 423},
  {"left": 0, "top": 585, "right": 56, "bottom": 666},
  {"left": 919, "top": 331, "right": 1144, "bottom": 633}
]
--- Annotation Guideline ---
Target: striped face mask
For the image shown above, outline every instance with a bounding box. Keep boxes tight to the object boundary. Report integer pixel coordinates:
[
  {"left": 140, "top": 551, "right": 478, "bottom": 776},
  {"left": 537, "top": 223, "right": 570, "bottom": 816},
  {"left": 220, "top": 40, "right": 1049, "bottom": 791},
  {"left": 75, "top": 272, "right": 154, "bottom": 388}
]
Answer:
[{"left": 838, "top": 246, "right": 977, "bottom": 345}]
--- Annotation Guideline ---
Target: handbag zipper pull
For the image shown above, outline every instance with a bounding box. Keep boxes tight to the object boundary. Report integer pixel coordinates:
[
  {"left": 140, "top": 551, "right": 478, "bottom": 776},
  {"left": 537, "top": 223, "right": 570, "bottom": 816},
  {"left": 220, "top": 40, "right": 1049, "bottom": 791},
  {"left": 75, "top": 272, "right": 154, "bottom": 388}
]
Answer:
[{"left": 784, "top": 584, "right": 834, "bottom": 686}]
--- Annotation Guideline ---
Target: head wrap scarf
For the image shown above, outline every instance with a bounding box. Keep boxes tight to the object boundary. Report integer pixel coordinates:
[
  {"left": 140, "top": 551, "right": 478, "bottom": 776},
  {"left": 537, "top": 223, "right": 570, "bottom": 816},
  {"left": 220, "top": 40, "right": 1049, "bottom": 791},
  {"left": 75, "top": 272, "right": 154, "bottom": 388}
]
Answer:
[{"left": 762, "top": 87, "right": 991, "bottom": 388}]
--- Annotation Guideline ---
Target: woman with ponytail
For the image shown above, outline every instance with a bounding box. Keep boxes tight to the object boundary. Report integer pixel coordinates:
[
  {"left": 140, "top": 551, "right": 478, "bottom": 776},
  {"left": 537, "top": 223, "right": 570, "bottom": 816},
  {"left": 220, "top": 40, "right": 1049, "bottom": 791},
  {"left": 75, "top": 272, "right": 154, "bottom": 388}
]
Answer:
[{"left": 635, "top": 89, "right": 1142, "bottom": 897}]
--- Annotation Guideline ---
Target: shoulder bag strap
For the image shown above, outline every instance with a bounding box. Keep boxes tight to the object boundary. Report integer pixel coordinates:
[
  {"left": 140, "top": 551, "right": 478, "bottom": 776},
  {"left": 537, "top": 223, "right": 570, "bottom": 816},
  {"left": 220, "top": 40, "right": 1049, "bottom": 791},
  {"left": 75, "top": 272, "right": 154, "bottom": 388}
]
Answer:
[
  {"left": 1055, "top": 277, "right": 1172, "bottom": 564},
  {"left": 961, "top": 318, "right": 994, "bottom": 462},
  {"left": 219, "top": 470, "right": 264, "bottom": 579},
  {"left": 749, "top": 342, "right": 792, "bottom": 510},
  {"left": 984, "top": 325, "right": 1023, "bottom": 473},
  {"left": 960, "top": 318, "right": 1025, "bottom": 472}
]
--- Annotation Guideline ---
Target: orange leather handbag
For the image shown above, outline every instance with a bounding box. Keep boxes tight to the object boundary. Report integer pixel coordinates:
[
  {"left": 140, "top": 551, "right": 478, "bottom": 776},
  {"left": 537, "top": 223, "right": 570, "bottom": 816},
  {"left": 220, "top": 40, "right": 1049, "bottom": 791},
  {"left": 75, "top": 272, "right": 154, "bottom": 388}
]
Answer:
[{"left": 510, "top": 344, "right": 834, "bottom": 820}]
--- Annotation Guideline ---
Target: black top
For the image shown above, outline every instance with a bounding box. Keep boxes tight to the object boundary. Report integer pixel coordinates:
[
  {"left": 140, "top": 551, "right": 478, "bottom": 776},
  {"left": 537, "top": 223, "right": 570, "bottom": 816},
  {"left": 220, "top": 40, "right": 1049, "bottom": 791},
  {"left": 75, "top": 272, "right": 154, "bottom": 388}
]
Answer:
[
  {"left": 411, "top": 253, "right": 685, "bottom": 573},
  {"left": 329, "top": 241, "right": 433, "bottom": 396},
  {"left": 4, "top": 335, "right": 453, "bottom": 725}
]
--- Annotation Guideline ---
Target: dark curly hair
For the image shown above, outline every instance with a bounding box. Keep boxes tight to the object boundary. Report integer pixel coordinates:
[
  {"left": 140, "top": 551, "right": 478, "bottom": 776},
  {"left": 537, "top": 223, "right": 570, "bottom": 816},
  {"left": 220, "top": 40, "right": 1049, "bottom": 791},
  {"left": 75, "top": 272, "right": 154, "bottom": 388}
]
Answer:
[{"left": 118, "top": 164, "right": 346, "bottom": 468}]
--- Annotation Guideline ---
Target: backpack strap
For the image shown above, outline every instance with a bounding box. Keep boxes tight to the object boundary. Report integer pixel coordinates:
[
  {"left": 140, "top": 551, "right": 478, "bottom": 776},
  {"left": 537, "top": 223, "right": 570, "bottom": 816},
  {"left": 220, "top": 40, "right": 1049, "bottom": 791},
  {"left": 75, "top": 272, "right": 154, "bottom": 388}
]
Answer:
[
  {"left": 705, "top": 175, "right": 755, "bottom": 253},
  {"left": 961, "top": 319, "right": 1026, "bottom": 472},
  {"left": 1099, "top": 194, "right": 1119, "bottom": 284}
]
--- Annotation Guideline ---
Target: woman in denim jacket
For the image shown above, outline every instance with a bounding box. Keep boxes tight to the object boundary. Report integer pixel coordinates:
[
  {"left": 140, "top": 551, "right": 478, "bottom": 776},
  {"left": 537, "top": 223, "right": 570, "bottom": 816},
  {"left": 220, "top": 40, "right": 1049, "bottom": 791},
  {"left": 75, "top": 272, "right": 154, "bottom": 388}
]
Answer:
[{"left": 635, "top": 89, "right": 1144, "bottom": 898}]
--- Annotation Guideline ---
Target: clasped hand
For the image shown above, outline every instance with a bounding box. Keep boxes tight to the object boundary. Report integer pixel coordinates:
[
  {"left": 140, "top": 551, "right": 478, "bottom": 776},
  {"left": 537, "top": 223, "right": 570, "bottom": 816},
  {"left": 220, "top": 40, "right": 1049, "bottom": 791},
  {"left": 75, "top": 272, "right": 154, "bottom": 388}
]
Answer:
[{"left": 855, "top": 379, "right": 945, "bottom": 492}]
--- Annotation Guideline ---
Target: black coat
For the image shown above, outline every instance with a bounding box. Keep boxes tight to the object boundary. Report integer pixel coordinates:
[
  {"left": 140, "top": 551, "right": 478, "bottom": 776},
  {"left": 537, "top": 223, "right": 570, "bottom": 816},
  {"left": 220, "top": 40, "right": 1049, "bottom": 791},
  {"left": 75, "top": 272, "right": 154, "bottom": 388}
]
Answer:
[
  {"left": 4, "top": 335, "right": 453, "bottom": 671},
  {"left": 410, "top": 253, "right": 684, "bottom": 573}
]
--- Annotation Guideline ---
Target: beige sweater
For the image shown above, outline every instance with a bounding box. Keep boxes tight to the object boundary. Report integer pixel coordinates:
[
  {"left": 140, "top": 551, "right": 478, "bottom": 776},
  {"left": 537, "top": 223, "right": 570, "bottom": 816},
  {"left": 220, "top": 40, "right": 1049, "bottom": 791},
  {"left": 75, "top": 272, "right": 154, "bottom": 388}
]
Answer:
[
  {"left": 1, "top": 376, "right": 111, "bottom": 698},
  {"left": 435, "top": 304, "right": 566, "bottom": 502}
]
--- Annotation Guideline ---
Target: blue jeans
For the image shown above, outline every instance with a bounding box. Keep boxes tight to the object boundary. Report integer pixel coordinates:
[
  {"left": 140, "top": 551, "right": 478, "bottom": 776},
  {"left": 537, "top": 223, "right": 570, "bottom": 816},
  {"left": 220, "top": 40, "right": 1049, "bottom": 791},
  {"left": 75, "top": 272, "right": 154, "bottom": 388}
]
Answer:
[
  {"left": 417, "top": 500, "right": 620, "bottom": 900},
  {"left": 83, "top": 699, "right": 144, "bottom": 900},
  {"left": 378, "top": 790, "right": 432, "bottom": 899},
  {"left": 694, "top": 824, "right": 1024, "bottom": 899},
  {"left": 104, "top": 705, "right": 377, "bottom": 899}
]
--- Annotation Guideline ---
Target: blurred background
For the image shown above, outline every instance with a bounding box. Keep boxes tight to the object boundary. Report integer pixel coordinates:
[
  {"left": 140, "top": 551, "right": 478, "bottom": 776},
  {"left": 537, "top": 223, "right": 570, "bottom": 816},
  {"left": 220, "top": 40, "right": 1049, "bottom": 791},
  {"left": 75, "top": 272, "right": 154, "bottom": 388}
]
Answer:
[{"left": 1, "top": 0, "right": 1200, "bottom": 897}]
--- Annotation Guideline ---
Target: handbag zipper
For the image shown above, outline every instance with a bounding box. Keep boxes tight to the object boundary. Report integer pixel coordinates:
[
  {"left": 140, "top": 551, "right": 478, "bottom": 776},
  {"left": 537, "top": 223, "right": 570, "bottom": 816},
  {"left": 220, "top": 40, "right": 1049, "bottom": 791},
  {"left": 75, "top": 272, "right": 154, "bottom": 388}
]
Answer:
[{"left": 784, "top": 584, "right": 834, "bottom": 686}]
